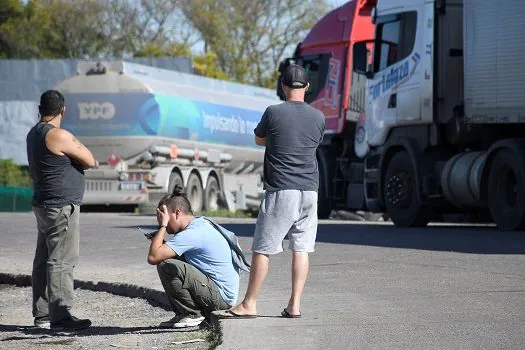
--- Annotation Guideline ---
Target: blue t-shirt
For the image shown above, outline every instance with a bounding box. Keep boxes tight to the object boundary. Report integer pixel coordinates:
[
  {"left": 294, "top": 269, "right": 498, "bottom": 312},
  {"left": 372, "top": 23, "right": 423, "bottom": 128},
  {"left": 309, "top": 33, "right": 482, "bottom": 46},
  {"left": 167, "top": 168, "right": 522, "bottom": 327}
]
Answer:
[{"left": 165, "top": 217, "right": 239, "bottom": 305}]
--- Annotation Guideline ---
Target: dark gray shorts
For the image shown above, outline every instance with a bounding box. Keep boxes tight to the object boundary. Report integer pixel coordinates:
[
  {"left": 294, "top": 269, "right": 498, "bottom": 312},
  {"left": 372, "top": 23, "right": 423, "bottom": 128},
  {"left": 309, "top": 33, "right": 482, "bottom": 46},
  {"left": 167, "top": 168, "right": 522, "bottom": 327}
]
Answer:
[{"left": 252, "top": 190, "right": 318, "bottom": 254}]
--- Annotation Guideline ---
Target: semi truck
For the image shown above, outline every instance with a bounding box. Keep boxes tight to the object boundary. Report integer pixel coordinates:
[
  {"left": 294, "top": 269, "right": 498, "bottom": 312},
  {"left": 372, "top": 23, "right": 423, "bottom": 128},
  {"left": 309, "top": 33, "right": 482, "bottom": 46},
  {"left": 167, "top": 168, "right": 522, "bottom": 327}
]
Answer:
[
  {"left": 55, "top": 60, "right": 280, "bottom": 212},
  {"left": 356, "top": 0, "right": 525, "bottom": 230},
  {"left": 276, "top": 0, "right": 377, "bottom": 218}
]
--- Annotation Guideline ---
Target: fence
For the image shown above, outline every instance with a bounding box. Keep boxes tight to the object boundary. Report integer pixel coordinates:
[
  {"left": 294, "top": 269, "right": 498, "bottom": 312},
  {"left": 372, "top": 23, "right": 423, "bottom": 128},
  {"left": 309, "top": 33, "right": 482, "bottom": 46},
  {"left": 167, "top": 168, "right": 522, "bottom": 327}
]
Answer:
[{"left": 0, "top": 186, "right": 33, "bottom": 212}]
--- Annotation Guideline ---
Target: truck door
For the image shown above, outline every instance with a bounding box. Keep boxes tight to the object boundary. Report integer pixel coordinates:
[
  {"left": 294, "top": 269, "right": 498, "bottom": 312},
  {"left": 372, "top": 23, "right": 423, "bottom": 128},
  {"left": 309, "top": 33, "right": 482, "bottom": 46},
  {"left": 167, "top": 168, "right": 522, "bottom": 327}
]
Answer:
[{"left": 365, "top": 5, "right": 424, "bottom": 147}]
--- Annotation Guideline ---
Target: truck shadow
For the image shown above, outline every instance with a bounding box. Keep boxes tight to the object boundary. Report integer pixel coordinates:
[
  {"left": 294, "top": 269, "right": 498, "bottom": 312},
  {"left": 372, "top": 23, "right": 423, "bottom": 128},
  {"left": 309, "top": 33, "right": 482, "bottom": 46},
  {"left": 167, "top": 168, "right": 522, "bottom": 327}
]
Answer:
[
  {"left": 220, "top": 223, "right": 525, "bottom": 255},
  {"left": 118, "top": 221, "right": 525, "bottom": 254}
]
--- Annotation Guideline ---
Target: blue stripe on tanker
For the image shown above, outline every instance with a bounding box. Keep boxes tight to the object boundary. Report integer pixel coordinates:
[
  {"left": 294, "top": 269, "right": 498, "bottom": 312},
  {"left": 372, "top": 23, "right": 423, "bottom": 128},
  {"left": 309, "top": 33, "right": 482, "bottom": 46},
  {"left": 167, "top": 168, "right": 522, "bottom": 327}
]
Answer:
[{"left": 61, "top": 92, "right": 264, "bottom": 149}]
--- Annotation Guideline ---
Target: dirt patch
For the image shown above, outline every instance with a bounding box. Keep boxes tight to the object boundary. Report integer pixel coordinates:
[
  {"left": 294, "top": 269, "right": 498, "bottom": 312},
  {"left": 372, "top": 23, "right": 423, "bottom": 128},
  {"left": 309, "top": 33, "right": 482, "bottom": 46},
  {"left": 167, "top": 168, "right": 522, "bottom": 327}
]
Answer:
[{"left": 0, "top": 285, "right": 218, "bottom": 349}]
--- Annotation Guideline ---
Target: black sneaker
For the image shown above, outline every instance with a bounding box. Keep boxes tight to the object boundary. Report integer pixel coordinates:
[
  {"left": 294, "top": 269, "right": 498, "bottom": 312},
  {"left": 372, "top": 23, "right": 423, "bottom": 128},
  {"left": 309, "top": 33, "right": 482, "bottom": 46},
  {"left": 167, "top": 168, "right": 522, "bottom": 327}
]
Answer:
[
  {"left": 50, "top": 315, "right": 91, "bottom": 331},
  {"left": 34, "top": 315, "right": 51, "bottom": 329}
]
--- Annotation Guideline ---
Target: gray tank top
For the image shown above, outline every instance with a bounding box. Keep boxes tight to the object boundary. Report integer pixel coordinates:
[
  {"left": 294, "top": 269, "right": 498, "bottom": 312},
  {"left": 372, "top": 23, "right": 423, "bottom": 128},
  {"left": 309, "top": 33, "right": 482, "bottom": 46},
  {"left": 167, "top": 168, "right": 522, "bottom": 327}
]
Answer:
[{"left": 26, "top": 123, "right": 85, "bottom": 207}]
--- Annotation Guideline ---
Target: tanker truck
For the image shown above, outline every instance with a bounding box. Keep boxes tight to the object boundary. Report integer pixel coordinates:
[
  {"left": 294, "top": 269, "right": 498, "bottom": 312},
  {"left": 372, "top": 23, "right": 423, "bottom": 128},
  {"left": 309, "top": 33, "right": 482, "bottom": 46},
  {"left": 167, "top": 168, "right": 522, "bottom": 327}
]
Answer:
[
  {"left": 356, "top": 0, "right": 525, "bottom": 230},
  {"left": 276, "top": 0, "right": 377, "bottom": 218},
  {"left": 55, "top": 60, "right": 280, "bottom": 212}
]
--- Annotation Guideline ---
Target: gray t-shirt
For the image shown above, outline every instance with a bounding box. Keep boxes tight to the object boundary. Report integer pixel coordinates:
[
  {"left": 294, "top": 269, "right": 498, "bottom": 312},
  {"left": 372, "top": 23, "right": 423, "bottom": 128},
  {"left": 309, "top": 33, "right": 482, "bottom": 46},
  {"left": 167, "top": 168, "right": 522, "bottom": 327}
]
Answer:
[{"left": 254, "top": 101, "right": 325, "bottom": 192}]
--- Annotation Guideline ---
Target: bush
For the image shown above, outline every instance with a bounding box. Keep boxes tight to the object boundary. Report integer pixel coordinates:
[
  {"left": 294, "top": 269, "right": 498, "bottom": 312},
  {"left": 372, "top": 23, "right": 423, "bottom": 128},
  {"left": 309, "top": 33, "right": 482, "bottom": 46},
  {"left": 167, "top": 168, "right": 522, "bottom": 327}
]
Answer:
[{"left": 0, "top": 159, "right": 32, "bottom": 187}]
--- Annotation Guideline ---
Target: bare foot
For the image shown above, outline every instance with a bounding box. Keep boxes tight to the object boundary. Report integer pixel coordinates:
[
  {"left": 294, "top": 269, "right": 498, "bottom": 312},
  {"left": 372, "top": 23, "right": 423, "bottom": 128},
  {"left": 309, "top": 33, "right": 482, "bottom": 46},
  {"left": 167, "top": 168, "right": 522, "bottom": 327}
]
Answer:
[
  {"left": 229, "top": 301, "right": 257, "bottom": 316},
  {"left": 286, "top": 303, "right": 301, "bottom": 316},
  {"left": 281, "top": 308, "right": 301, "bottom": 318}
]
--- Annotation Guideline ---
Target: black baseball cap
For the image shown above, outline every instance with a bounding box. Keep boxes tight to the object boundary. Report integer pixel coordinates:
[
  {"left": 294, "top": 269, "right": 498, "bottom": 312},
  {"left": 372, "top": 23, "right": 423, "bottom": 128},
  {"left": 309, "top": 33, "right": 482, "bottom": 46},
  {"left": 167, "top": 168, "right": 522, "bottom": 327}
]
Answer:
[{"left": 282, "top": 64, "right": 308, "bottom": 89}]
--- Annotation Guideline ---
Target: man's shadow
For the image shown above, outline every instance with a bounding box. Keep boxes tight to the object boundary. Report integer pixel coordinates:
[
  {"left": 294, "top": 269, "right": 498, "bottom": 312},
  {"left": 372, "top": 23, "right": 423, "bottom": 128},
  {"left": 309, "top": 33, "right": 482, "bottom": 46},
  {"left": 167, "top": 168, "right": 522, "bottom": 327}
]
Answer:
[{"left": 0, "top": 322, "right": 207, "bottom": 342}]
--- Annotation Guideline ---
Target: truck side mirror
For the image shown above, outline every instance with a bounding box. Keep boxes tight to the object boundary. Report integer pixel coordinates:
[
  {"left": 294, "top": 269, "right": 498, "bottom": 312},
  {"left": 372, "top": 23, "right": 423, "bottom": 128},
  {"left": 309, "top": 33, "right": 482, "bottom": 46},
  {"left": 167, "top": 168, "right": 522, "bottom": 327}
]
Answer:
[{"left": 352, "top": 42, "right": 368, "bottom": 74}]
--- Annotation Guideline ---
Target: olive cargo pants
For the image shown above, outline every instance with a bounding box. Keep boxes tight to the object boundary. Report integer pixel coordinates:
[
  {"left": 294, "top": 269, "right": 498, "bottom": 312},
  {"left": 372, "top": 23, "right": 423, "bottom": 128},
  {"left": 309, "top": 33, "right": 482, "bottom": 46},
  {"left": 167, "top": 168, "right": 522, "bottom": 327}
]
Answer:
[
  {"left": 32, "top": 204, "right": 80, "bottom": 321},
  {"left": 157, "top": 258, "right": 230, "bottom": 317}
]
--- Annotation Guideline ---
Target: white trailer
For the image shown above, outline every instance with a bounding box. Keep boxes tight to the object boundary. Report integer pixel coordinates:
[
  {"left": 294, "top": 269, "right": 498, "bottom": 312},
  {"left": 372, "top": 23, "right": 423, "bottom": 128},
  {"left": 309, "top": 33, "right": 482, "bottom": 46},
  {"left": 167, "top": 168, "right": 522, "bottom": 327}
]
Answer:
[{"left": 55, "top": 61, "right": 279, "bottom": 212}]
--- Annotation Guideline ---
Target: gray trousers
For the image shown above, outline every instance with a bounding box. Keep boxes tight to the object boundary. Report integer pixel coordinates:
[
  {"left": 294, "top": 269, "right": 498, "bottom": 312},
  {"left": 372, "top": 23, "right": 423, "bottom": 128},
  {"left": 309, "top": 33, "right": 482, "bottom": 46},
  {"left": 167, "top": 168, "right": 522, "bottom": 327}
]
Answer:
[
  {"left": 32, "top": 204, "right": 80, "bottom": 321},
  {"left": 157, "top": 258, "right": 230, "bottom": 318}
]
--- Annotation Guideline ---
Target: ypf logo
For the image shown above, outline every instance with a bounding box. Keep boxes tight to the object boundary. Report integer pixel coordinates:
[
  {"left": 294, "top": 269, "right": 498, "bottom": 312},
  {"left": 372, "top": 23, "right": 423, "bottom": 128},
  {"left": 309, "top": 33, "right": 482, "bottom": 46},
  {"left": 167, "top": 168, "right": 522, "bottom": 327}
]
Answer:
[{"left": 78, "top": 102, "right": 116, "bottom": 120}]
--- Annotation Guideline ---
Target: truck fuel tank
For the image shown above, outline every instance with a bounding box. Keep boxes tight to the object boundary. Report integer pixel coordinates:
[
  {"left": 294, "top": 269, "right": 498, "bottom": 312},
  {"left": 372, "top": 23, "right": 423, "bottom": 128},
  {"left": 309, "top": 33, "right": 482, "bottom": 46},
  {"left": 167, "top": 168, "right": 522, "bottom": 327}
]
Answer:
[{"left": 440, "top": 152, "right": 486, "bottom": 208}]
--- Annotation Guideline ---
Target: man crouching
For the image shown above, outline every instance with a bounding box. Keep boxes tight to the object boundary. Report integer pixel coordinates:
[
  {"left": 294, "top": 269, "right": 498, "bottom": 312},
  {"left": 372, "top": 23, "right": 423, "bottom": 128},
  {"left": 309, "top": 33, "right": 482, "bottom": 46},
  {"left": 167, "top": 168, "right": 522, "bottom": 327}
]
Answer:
[{"left": 146, "top": 185, "right": 248, "bottom": 329}]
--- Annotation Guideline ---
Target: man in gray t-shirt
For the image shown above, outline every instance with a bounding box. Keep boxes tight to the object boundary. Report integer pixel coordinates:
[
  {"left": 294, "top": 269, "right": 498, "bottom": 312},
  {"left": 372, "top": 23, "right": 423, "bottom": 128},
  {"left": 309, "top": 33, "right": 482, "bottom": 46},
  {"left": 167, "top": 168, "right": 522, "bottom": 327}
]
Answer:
[
  {"left": 255, "top": 97, "right": 325, "bottom": 192},
  {"left": 220, "top": 64, "right": 325, "bottom": 320}
]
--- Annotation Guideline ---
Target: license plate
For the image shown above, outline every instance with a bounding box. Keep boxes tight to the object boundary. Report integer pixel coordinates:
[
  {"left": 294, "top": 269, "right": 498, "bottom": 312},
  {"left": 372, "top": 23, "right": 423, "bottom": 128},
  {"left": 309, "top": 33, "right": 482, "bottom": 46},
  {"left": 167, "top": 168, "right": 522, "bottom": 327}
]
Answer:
[{"left": 120, "top": 182, "right": 142, "bottom": 191}]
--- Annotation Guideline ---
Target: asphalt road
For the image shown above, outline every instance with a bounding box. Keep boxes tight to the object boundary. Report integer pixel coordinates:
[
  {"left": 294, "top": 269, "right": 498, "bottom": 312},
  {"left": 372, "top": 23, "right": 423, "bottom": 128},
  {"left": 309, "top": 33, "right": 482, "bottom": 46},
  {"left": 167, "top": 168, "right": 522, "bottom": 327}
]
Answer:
[{"left": 1, "top": 213, "right": 524, "bottom": 349}]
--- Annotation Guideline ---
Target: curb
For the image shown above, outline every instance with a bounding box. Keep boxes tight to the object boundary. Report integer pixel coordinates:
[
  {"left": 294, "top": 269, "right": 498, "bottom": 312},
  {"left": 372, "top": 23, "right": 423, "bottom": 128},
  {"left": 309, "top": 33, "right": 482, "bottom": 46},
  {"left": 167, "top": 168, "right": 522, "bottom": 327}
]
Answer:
[
  {"left": 0, "top": 272, "right": 171, "bottom": 310},
  {"left": 0, "top": 272, "right": 223, "bottom": 331}
]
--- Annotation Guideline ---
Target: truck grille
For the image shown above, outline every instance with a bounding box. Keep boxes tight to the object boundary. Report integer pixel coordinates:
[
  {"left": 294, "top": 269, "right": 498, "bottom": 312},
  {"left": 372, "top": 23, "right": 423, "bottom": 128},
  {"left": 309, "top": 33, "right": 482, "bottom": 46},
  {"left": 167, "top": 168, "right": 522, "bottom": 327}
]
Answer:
[{"left": 85, "top": 180, "right": 114, "bottom": 192}]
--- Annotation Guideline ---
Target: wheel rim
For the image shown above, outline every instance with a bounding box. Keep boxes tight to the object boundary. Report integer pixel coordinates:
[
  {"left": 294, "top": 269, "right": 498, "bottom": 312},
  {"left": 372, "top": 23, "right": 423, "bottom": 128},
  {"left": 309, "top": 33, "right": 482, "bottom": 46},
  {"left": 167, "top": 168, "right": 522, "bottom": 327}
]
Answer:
[
  {"left": 190, "top": 185, "right": 202, "bottom": 211},
  {"left": 186, "top": 176, "right": 203, "bottom": 212},
  {"left": 385, "top": 171, "right": 410, "bottom": 208},
  {"left": 207, "top": 186, "right": 219, "bottom": 211}
]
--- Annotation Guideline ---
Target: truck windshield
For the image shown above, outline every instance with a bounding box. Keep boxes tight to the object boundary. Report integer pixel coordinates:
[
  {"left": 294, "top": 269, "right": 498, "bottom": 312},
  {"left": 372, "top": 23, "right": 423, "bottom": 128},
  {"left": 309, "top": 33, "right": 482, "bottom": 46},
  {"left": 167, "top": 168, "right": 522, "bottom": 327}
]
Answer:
[
  {"left": 374, "top": 11, "right": 417, "bottom": 72},
  {"left": 298, "top": 54, "right": 331, "bottom": 104}
]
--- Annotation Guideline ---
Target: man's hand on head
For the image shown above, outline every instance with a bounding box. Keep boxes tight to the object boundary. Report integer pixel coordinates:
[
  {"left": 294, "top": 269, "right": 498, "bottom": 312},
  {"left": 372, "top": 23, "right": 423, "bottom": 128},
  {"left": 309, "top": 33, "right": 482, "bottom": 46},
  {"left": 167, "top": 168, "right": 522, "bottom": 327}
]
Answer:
[
  {"left": 147, "top": 206, "right": 177, "bottom": 265},
  {"left": 156, "top": 205, "right": 170, "bottom": 228}
]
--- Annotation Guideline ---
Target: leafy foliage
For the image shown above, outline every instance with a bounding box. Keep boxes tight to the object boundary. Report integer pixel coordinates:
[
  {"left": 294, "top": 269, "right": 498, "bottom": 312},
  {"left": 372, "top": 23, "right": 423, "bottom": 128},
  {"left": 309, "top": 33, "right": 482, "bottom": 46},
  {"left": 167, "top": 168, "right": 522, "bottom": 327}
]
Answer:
[
  {"left": 0, "top": 0, "right": 331, "bottom": 87},
  {"left": 0, "top": 159, "right": 32, "bottom": 187}
]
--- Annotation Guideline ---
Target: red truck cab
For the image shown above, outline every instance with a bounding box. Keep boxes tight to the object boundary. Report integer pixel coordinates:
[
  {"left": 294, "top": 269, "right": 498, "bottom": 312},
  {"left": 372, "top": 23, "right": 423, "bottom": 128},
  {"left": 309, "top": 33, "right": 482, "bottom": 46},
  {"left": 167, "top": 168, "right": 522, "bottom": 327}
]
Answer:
[{"left": 277, "top": 0, "right": 376, "bottom": 217}]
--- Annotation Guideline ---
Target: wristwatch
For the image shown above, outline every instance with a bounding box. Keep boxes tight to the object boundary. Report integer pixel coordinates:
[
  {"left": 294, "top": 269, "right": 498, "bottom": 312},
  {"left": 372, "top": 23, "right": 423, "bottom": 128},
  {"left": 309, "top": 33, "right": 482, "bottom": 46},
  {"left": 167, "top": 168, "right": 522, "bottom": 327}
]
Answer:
[{"left": 158, "top": 224, "right": 167, "bottom": 229}]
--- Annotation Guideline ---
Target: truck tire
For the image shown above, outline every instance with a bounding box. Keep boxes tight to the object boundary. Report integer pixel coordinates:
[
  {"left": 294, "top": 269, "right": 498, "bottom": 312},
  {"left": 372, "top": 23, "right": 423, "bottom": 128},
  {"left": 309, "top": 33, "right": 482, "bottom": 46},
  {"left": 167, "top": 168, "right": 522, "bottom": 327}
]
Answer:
[
  {"left": 204, "top": 176, "right": 220, "bottom": 212},
  {"left": 186, "top": 173, "right": 203, "bottom": 213},
  {"left": 168, "top": 172, "right": 184, "bottom": 195},
  {"left": 317, "top": 147, "right": 332, "bottom": 219},
  {"left": 383, "top": 151, "right": 430, "bottom": 227},
  {"left": 487, "top": 148, "right": 525, "bottom": 230}
]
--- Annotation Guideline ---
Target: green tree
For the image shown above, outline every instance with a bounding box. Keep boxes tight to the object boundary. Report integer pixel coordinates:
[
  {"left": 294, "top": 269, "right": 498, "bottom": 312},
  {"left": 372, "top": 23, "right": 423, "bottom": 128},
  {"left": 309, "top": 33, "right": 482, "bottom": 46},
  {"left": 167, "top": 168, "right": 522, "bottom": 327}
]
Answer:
[
  {"left": 192, "top": 51, "right": 227, "bottom": 80},
  {"left": 0, "top": 0, "right": 24, "bottom": 25},
  {"left": 180, "top": 0, "right": 330, "bottom": 87},
  {"left": 133, "top": 44, "right": 227, "bottom": 80},
  {"left": 0, "top": 0, "right": 41, "bottom": 58},
  {"left": 0, "top": 159, "right": 32, "bottom": 187},
  {"left": 0, "top": 0, "right": 107, "bottom": 59},
  {"left": 0, "top": 0, "right": 334, "bottom": 89},
  {"left": 134, "top": 42, "right": 191, "bottom": 58},
  {"left": 34, "top": 0, "right": 108, "bottom": 58},
  {"left": 105, "top": 0, "right": 197, "bottom": 58}
]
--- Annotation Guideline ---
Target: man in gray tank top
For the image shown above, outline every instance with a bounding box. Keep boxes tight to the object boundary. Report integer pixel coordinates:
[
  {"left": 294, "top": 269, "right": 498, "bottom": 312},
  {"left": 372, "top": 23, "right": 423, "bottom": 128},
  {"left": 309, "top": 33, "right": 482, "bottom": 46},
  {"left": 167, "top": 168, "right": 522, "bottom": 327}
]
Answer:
[
  {"left": 26, "top": 90, "right": 97, "bottom": 330},
  {"left": 220, "top": 64, "right": 325, "bottom": 319}
]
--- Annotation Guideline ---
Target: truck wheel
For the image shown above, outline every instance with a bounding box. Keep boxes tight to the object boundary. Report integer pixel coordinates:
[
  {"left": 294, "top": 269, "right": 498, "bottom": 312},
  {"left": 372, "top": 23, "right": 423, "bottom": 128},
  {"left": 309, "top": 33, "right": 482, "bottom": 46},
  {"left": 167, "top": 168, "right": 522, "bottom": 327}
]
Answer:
[
  {"left": 487, "top": 149, "right": 525, "bottom": 230},
  {"left": 383, "top": 151, "right": 430, "bottom": 227},
  {"left": 186, "top": 173, "right": 203, "bottom": 213},
  {"left": 317, "top": 147, "right": 332, "bottom": 219},
  {"left": 204, "top": 176, "right": 220, "bottom": 212},
  {"left": 168, "top": 172, "right": 184, "bottom": 195}
]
